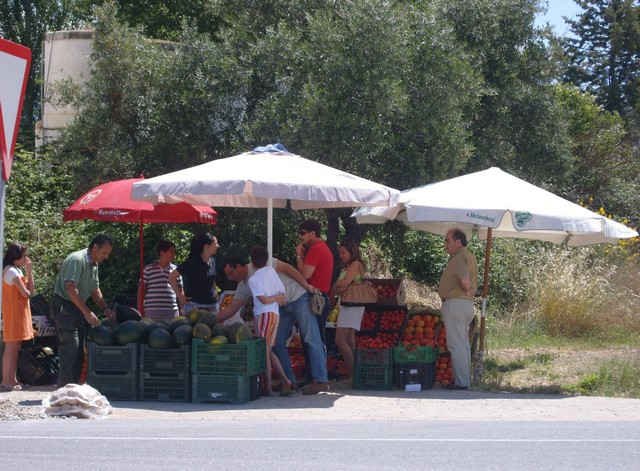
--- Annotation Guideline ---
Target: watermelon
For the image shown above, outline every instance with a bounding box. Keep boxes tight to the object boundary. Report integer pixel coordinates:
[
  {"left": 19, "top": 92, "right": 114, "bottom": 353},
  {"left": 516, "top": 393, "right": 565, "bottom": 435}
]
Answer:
[
  {"left": 101, "top": 318, "right": 118, "bottom": 330},
  {"left": 90, "top": 324, "right": 114, "bottom": 346},
  {"left": 197, "top": 312, "right": 217, "bottom": 329},
  {"left": 192, "top": 322, "right": 212, "bottom": 342},
  {"left": 115, "top": 303, "right": 142, "bottom": 323},
  {"left": 172, "top": 324, "right": 193, "bottom": 346},
  {"left": 114, "top": 320, "right": 146, "bottom": 345},
  {"left": 169, "top": 316, "right": 191, "bottom": 332},
  {"left": 147, "top": 327, "right": 174, "bottom": 348},
  {"left": 212, "top": 324, "right": 227, "bottom": 338},
  {"left": 209, "top": 335, "right": 228, "bottom": 346},
  {"left": 226, "top": 322, "right": 252, "bottom": 344}
]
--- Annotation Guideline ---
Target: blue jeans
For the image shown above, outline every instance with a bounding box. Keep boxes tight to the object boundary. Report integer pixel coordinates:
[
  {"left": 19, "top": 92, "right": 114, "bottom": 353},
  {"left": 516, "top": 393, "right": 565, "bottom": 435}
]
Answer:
[{"left": 274, "top": 293, "right": 328, "bottom": 384}]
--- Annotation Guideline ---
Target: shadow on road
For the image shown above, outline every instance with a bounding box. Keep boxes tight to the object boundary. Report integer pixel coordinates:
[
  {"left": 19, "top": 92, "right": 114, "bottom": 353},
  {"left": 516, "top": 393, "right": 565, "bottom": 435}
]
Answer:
[
  {"left": 334, "top": 387, "right": 568, "bottom": 401},
  {"left": 112, "top": 392, "right": 344, "bottom": 412}
]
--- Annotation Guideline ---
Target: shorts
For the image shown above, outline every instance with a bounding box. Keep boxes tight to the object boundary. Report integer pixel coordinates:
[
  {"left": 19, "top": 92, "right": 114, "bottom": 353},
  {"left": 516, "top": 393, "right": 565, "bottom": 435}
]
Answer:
[{"left": 255, "top": 311, "right": 279, "bottom": 347}]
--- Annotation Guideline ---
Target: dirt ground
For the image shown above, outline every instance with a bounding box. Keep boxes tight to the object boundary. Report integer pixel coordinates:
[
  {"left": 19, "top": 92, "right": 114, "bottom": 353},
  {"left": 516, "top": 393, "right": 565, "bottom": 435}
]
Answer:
[{"left": 483, "top": 346, "right": 640, "bottom": 392}]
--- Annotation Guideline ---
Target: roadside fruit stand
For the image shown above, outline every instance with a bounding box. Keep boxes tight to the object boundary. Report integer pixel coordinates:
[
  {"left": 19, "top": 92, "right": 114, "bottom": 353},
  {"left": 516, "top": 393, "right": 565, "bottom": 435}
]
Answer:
[
  {"left": 85, "top": 297, "right": 266, "bottom": 404},
  {"left": 76, "top": 280, "right": 453, "bottom": 403},
  {"left": 293, "top": 278, "right": 454, "bottom": 391},
  {"left": 349, "top": 279, "right": 452, "bottom": 391}
]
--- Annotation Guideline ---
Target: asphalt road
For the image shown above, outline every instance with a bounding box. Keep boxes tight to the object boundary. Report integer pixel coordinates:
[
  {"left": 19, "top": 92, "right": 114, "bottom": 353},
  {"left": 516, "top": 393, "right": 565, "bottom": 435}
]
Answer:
[{"left": 1, "top": 419, "right": 639, "bottom": 470}]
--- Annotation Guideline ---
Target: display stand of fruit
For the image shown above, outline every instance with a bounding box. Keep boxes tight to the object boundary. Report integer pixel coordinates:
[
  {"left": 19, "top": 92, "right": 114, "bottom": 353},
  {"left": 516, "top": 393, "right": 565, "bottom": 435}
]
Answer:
[
  {"left": 191, "top": 321, "right": 265, "bottom": 403},
  {"left": 392, "top": 312, "right": 440, "bottom": 390},
  {"left": 288, "top": 347, "right": 306, "bottom": 383},
  {"left": 365, "top": 278, "right": 405, "bottom": 306},
  {"left": 355, "top": 306, "right": 407, "bottom": 349},
  {"left": 400, "top": 312, "right": 440, "bottom": 348},
  {"left": 218, "top": 291, "right": 235, "bottom": 310},
  {"left": 435, "top": 352, "right": 454, "bottom": 386}
]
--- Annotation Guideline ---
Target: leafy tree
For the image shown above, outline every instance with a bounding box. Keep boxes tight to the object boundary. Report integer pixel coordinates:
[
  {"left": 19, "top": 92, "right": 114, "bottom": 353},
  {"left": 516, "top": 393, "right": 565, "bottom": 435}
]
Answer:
[
  {"left": 441, "top": 0, "right": 574, "bottom": 186},
  {"left": 564, "top": 0, "right": 640, "bottom": 120},
  {"left": 554, "top": 84, "right": 640, "bottom": 225},
  {"left": 53, "top": 2, "right": 248, "bottom": 189},
  {"left": 78, "top": 0, "right": 222, "bottom": 40},
  {"left": 3, "top": 145, "right": 87, "bottom": 297},
  {"left": 241, "top": 1, "right": 483, "bottom": 244}
]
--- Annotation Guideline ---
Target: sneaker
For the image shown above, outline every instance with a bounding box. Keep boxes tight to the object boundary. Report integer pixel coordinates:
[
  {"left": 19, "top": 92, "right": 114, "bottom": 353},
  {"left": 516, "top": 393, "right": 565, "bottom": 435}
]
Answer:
[{"left": 302, "top": 382, "right": 330, "bottom": 395}]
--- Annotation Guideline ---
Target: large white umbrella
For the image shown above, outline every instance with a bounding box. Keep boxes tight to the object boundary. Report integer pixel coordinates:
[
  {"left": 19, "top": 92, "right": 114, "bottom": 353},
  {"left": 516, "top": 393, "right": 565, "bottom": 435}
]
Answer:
[
  {"left": 354, "top": 167, "right": 637, "bottom": 245},
  {"left": 131, "top": 144, "right": 399, "bottom": 256},
  {"left": 354, "top": 167, "right": 638, "bottom": 360}
]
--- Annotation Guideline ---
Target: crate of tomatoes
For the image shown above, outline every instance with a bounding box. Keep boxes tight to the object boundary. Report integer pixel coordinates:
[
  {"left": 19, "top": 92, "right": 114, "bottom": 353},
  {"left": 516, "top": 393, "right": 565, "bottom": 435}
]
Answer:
[
  {"left": 354, "top": 305, "right": 407, "bottom": 336},
  {"left": 364, "top": 278, "right": 405, "bottom": 306},
  {"left": 355, "top": 332, "right": 400, "bottom": 350},
  {"left": 401, "top": 312, "right": 441, "bottom": 348}
]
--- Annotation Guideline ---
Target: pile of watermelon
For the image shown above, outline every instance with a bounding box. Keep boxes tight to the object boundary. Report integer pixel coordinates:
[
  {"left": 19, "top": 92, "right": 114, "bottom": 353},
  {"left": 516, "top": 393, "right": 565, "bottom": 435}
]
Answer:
[{"left": 88, "top": 306, "right": 252, "bottom": 349}]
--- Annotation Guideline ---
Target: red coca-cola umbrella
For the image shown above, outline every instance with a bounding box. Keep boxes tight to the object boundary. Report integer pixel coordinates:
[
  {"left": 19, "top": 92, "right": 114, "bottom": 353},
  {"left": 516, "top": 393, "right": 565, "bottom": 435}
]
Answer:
[{"left": 63, "top": 177, "right": 217, "bottom": 312}]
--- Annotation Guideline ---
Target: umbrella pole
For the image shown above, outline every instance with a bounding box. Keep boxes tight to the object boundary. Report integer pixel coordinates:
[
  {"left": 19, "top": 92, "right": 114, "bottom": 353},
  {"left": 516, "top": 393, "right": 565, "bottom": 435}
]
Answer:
[
  {"left": 137, "top": 222, "right": 145, "bottom": 315},
  {"left": 473, "top": 227, "right": 493, "bottom": 384},
  {"left": 267, "top": 198, "right": 273, "bottom": 265}
]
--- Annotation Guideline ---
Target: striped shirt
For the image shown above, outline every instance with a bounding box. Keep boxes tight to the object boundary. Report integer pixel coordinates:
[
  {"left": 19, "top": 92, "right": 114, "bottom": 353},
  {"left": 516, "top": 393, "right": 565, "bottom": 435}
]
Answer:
[{"left": 143, "top": 262, "right": 183, "bottom": 313}]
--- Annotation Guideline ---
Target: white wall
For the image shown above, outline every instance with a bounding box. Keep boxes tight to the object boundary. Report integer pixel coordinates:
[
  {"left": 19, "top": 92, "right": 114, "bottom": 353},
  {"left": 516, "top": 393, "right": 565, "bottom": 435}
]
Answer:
[{"left": 37, "top": 30, "right": 93, "bottom": 146}]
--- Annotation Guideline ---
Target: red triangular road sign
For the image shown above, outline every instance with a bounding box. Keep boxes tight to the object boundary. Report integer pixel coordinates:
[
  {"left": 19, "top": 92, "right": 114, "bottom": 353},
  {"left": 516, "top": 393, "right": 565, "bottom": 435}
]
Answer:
[{"left": 0, "top": 38, "right": 32, "bottom": 181}]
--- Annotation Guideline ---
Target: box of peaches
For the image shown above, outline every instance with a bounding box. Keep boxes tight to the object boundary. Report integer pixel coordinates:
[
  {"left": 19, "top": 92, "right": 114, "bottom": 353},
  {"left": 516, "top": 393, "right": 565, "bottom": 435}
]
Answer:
[{"left": 364, "top": 278, "right": 406, "bottom": 306}]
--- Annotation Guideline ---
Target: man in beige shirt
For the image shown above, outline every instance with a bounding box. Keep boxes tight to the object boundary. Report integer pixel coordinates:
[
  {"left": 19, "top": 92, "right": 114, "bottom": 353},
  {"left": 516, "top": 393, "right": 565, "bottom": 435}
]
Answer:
[{"left": 438, "top": 228, "right": 478, "bottom": 389}]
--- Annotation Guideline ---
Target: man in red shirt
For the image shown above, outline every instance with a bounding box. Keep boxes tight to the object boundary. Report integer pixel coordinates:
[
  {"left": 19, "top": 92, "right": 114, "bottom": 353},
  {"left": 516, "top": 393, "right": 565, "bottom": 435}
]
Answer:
[
  {"left": 296, "top": 219, "right": 334, "bottom": 394},
  {"left": 296, "top": 219, "right": 333, "bottom": 296}
]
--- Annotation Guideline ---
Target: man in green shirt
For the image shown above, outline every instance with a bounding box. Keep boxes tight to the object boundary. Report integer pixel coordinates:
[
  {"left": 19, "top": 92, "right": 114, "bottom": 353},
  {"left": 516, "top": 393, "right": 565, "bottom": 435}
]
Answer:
[{"left": 53, "top": 234, "right": 114, "bottom": 386}]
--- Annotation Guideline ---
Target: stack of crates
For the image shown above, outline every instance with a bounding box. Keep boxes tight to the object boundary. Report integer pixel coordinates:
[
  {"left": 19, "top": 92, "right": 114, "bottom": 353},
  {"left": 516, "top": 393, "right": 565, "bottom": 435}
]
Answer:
[
  {"left": 392, "top": 345, "right": 438, "bottom": 390},
  {"left": 191, "top": 338, "right": 266, "bottom": 403},
  {"left": 353, "top": 348, "right": 393, "bottom": 390},
  {"left": 139, "top": 345, "right": 191, "bottom": 401},
  {"left": 86, "top": 342, "right": 138, "bottom": 400}
]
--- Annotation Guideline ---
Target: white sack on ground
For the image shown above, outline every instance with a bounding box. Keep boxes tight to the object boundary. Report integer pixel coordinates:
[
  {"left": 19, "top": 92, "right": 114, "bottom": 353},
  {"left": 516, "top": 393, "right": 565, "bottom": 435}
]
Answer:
[{"left": 43, "top": 383, "right": 112, "bottom": 419}]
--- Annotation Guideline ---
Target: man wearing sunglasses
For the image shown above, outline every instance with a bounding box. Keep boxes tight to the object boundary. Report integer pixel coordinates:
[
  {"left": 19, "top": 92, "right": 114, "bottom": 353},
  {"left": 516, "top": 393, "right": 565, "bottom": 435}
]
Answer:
[{"left": 295, "top": 219, "right": 334, "bottom": 346}]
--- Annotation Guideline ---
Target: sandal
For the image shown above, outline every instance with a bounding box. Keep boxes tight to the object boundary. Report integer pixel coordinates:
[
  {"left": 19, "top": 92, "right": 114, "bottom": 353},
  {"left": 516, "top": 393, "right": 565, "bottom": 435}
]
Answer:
[{"left": 0, "top": 384, "right": 22, "bottom": 392}]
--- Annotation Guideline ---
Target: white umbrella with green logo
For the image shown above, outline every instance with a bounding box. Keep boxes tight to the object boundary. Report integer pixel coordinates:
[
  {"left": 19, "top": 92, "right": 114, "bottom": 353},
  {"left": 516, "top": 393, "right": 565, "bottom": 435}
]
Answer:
[
  {"left": 354, "top": 167, "right": 638, "bottom": 377},
  {"left": 355, "top": 167, "right": 636, "bottom": 245}
]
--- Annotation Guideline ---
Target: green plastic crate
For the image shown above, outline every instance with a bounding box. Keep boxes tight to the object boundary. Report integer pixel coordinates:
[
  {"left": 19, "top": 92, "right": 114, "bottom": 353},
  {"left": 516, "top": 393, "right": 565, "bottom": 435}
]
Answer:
[
  {"left": 355, "top": 348, "right": 393, "bottom": 366},
  {"left": 191, "top": 338, "right": 266, "bottom": 376},
  {"left": 191, "top": 374, "right": 257, "bottom": 403},
  {"left": 393, "top": 345, "right": 438, "bottom": 364},
  {"left": 88, "top": 342, "right": 138, "bottom": 375},
  {"left": 140, "top": 345, "right": 190, "bottom": 375},
  {"left": 86, "top": 371, "right": 138, "bottom": 401},
  {"left": 353, "top": 363, "right": 393, "bottom": 390},
  {"left": 139, "top": 372, "right": 190, "bottom": 402}
]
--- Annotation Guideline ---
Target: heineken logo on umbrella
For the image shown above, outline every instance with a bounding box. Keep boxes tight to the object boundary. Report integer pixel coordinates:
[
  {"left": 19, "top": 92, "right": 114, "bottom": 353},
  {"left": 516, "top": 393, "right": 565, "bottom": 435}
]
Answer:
[
  {"left": 514, "top": 211, "right": 533, "bottom": 228},
  {"left": 466, "top": 211, "right": 496, "bottom": 223},
  {"left": 97, "top": 209, "right": 132, "bottom": 217}
]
